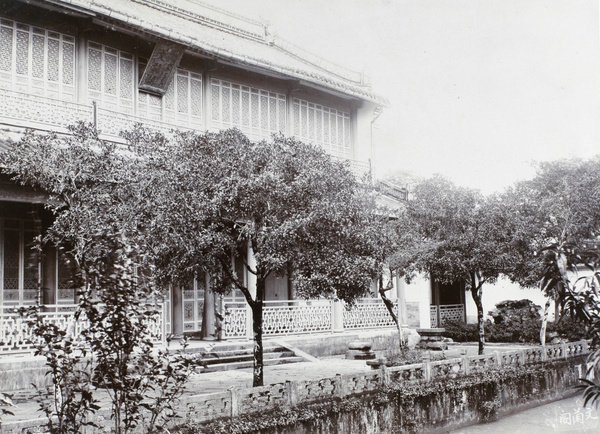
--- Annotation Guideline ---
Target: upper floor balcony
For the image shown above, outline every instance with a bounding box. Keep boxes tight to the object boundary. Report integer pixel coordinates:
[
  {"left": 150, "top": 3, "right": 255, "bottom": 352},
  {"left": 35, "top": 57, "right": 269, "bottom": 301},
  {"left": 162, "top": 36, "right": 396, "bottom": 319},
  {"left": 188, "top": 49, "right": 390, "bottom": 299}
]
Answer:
[
  {"left": 0, "top": 13, "right": 372, "bottom": 178},
  {"left": 0, "top": 88, "right": 370, "bottom": 178}
]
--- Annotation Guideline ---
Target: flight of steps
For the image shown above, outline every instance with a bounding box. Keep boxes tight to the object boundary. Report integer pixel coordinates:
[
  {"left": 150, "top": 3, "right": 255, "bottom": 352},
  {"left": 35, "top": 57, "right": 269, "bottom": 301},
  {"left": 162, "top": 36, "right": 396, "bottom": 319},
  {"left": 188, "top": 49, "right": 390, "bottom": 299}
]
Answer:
[{"left": 184, "top": 341, "right": 306, "bottom": 373}]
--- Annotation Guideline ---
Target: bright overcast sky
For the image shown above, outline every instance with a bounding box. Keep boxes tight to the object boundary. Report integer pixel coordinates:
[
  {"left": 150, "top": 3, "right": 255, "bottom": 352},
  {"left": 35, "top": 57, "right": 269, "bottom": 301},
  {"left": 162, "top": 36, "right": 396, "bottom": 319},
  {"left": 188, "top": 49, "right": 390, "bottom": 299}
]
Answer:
[{"left": 207, "top": 0, "right": 600, "bottom": 194}]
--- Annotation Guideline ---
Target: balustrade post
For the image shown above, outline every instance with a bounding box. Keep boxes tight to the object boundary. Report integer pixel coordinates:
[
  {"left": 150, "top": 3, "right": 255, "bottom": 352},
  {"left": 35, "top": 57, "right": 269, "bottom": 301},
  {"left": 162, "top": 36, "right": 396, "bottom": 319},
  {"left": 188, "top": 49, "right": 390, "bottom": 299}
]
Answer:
[
  {"left": 423, "top": 352, "right": 431, "bottom": 381},
  {"left": 335, "top": 373, "right": 347, "bottom": 397},
  {"left": 379, "top": 360, "right": 390, "bottom": 386},
  {"left": 332, "top": 300, "right": 344, "bottom": 332},
  {"left": 461, "top": 349, "right": 469, "bottom": 375},
  {"left": 582, "top": 340, "right": 589, "bottom": 355},
  {"left": 494, "top": 351, "right": 501, "bottom": 367},
  {"left": 285, "top": 380, "right": 298, "bottom": 408},
  {"left": 562, "top": 343, "right": 568, "bottom": 360},
  {"left": 229, "top": 387, "right": 239, "bottom": 417}
]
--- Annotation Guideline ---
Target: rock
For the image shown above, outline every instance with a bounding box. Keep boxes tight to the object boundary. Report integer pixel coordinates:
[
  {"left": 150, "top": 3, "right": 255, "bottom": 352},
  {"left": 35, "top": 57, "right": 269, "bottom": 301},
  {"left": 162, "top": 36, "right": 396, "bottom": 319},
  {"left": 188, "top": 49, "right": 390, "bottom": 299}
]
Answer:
[
  {"left": 422, "top": 341, "right": 448, "bottom": 351},
  {"left": 345, "top": 341, "right": 376, "bottom": 360},
  {"left": 348, "top": 340, "right": 372, "bottom": 351}
]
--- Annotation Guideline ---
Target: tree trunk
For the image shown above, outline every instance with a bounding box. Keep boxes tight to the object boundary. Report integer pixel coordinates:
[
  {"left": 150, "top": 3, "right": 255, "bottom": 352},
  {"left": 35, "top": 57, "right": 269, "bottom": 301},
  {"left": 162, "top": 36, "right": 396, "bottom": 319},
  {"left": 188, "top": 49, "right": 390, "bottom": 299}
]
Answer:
[
  {"left": 252, "top": 277, "right": 265, "bottom": 387},
  {"left": 470, "top": 280, "right": 485, "bottom": 355},
  {"left": 379, "top": 281, "right": 404, "bottom": 348},
  {"left": 540, "top": 298, "right": 551, "bottom": 346}
]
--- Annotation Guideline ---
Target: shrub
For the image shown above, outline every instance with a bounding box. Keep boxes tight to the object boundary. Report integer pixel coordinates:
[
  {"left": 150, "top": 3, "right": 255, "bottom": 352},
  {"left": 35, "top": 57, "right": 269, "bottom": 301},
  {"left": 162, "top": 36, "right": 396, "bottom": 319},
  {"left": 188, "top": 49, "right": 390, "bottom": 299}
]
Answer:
[
  {"left": 485, "top": 299, "right": 542, "bottom": 344},
  {"left": 547, "top": 315, "right": 589, "bottom": 342},
  {"left": 441, "top": 320, "right": 479, "bottom": 342},
  {"left": 383, "top": 346, "right": 445, "bottom": 366}
]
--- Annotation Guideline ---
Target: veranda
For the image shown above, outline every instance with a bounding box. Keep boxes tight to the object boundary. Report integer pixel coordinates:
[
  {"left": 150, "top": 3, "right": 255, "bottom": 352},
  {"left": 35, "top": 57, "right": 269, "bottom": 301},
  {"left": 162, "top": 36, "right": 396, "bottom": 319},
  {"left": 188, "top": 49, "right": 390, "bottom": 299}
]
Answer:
[{"left": 1, "top": 298, "right": 403, "bottom": 356}]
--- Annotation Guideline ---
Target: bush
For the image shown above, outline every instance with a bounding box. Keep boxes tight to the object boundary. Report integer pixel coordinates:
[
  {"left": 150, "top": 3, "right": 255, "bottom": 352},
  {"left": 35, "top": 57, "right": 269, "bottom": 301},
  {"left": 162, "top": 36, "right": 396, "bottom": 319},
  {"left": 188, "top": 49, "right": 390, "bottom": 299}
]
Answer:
[
  {"left": 485, "top": 299, "right": 542, "bottom": 344},
  {"left": 383, "top": 346, "right": 446, "bottom": 366},
  {"left": 547, "top": 315, "right": 589, "bottom": 342},
  {"left": 443, "top": 299, "right": 542, "bottom": 344},
  {"left": 441, "top": 320, "right": 479, "bottom": 342}
]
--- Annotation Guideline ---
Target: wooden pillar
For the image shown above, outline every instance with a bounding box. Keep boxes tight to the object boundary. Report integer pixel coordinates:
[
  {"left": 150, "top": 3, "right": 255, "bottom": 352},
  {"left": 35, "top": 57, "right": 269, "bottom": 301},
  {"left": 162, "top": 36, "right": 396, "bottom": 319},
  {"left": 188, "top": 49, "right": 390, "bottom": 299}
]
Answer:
[
  {"left": 332, "top": 300, "right": 344, "bottom": 332},
  {"left": 286, "top": 83, "right": 299, "bottom": 137},
  {"left": 459, "top": 281, "right": 467, "bottom": 322},
  {"left": 201, "top": 273, "right": 216, "bottom": 340},
  {"left": 171, "top": 283, "right": 183, "bottom": 337},
  {"left": 41, "top": 245, "right": 56, "bottom": 310},
  {"left": 396, "top": 275, "right": 408, "bottom": 327}
]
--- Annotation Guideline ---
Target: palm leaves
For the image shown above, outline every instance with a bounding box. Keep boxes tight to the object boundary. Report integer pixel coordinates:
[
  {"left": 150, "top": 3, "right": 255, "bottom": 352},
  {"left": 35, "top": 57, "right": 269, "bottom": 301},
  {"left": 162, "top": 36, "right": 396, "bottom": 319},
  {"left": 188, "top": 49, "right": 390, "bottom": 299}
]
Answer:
[{"left": 541, "top": 242, "right": 600, "bottom": 407}]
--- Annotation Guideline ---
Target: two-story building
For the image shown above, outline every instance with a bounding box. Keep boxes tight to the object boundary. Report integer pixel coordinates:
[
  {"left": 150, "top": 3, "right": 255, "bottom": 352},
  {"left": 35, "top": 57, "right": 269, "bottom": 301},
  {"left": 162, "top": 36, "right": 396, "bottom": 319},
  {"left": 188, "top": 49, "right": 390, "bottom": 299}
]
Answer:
[{"left": 0, "top": 0, "right": 419, "bottom": 354}]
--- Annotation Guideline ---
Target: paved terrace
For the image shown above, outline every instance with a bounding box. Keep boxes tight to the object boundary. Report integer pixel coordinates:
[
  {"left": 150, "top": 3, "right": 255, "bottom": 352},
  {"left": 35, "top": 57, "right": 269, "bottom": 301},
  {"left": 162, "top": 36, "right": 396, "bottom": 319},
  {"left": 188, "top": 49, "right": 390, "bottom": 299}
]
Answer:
[{"left": 0, "top": 339, "right": 543, "bottom": 429}]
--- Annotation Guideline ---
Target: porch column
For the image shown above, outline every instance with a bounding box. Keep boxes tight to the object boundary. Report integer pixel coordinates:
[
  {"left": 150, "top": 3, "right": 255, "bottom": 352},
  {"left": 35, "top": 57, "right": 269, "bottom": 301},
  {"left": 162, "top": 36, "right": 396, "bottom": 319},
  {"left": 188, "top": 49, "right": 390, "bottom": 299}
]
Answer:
[
  {"left": 41, "top": 245, "right": 56, "bottom": 309},
  {"left": 332, "top": 300, "right": 344, "bottom": 332},
  {"left": 246, "top": 243, "right": 257, "bottom": 340},
  {"left": 171, "top": 284, "right": 183, "bottom": 337},
  {"left": 396, "top": 275, "right": 408, "bottom": 327},
  {"left": 201, "top": 273, "right": 216, "bottom": 340}
]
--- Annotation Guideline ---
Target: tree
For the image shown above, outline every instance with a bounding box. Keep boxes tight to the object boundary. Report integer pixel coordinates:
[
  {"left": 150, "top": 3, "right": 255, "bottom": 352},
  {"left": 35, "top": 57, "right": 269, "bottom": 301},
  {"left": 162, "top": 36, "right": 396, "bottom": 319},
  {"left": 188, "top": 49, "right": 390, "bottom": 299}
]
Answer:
[
  {"left": 503, "top": 158, "right": 600, "bottom": 344},
  {"left": 138, "top": 128, "right": 388, "bottom": 386},
  {"left": 398, "top": 175, "right": 513, "bottom": 355},
  {"left": 0, "top": 124, "right": 190, "bottom": 433}
]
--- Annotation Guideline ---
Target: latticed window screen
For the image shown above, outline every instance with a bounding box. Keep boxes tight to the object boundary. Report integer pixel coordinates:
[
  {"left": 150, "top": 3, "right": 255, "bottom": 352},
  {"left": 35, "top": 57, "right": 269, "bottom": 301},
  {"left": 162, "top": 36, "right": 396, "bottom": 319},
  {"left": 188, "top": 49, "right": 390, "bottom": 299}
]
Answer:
[
  {"left": 293, "top": 98, "right": 352, "bottom": 159},
  {"left": 223, "top": 254, "right": 246, "bottom": 304},
  {"left": 56, "top": 250, "right": 75, "bottom": 304},
  {"left": 138, "top": 60, "right": 202, "bottom": 127},
  {"left": 1, "top": 219, "right": 40, "bottom": 307},
  {"left": 211, "top": 78, "right": 286, "bottom": 141},
  {"left": 183, "top": 274, "right": 205, "bottom": 332},
  {"left": 0, "top": 17, "right": 75, "bottom": 100},
  {"left": 87, "top": 41, "right": 134, "bottom": 113}
]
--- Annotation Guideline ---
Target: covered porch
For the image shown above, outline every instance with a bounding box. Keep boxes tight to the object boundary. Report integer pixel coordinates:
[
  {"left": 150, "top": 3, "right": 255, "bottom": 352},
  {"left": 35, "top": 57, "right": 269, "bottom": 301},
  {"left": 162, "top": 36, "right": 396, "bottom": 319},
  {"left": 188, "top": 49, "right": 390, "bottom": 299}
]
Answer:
[{"left": 0, "top": 298, "right": 402, "bottom": 357}]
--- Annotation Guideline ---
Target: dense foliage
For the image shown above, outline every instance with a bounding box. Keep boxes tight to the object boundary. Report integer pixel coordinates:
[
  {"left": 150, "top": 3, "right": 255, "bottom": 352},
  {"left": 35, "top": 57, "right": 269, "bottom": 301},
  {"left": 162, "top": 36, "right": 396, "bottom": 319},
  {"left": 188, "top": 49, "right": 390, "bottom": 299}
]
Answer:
[
  {"left": 443, "top": 299, "right": 589, "bottom": 344},
  {"left": 0, "top": 124, "right": 390, "bottom": 393},
  {"left": 395, "top": 175, "right": 515, "bottom": 354},
  {"left": 131, "top": 127, "right": 390, "bottom": 386},
  {"left": 0, "top": 124, "right": 190, "bottom": 432}
]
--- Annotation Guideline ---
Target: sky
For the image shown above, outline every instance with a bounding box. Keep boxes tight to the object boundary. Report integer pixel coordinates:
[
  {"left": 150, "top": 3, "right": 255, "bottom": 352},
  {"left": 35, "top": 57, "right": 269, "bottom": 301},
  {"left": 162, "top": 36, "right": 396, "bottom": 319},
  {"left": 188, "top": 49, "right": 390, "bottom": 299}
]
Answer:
[{"left": 207, "top": 0, "right": 600, "bottom": 194}]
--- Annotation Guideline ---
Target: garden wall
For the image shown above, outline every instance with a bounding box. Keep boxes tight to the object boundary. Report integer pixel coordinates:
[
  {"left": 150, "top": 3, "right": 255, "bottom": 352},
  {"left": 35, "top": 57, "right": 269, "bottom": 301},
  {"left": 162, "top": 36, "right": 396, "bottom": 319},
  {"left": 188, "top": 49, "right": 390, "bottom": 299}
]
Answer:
[
  {"left": 191, "top": 341, "right": 591, "bottom": 434},
  {"left": 1, "top": 341, "right": 592, "bottom": 433}
]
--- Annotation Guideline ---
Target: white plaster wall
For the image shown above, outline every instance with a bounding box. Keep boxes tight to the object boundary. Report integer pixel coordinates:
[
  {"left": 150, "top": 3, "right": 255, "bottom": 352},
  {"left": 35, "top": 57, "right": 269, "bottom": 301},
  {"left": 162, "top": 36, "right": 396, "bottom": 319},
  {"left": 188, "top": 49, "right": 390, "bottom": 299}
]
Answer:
[
  {"left": 463, "top": 276, "right": 552, "bottom": 323},
  {"left": 403, "top": 274, "right": 559, "bottom": 327},
  {"left": 353, "top": 102, "right": 378, "bottom": 163},
  {"left": 404, "top": 276, "right": 432, "bottom": 328}
]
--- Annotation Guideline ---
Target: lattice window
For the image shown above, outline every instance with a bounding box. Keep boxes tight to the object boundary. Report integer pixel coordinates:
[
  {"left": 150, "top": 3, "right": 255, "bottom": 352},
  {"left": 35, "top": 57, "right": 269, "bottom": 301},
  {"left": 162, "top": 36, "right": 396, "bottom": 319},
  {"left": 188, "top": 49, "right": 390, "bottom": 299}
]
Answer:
[
  {"left": 87, "top": 41, "right": 134, "bottom": 113},
  {"left": 0, "top": 17, "right": 75, "bottom": 100},
  {"left": 211, "top": 78, "right": 286, "bottom": 141},
  {"left": 182, "top": 274, "right": 205, "bottom": 332},
  {"left": 292, "top": 98, "right": 352, "bottom": 159},
  {"left": 56, "top": 250, "right": 75, "bottom": 304},
  {"left": 1, "top": 219, "right": 40, "bottom": 307},
  {"left": 223, "top": 254, "right": 247, "bottom": 304},
  {"left": 137, "top": 60, "right": 202, "bottom": 127}
]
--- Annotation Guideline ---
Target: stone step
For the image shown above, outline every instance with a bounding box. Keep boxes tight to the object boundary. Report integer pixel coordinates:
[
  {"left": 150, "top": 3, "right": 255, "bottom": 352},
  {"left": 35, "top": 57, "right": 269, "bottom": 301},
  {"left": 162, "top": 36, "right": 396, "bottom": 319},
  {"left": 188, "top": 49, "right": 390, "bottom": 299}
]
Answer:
[
  {"left": 201, "top": 356, "right": 305, "bottom": 373},
  {"left": 183, "top": 341, "right": 306, "bottom": 372},
  {"left": 199, "top": 350, "right": 296, "bottom": 366}
]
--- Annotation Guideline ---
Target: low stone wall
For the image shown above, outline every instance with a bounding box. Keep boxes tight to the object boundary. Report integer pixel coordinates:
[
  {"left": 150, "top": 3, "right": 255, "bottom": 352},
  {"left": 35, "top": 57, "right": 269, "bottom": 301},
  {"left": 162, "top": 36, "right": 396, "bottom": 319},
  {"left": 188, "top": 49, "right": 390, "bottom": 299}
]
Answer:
[
  {"left": 1, "top": 340, "right": 591, "bottom": 433},
  {"left": 182, "top": 341, "right": 589, "bottom": 425},
  {"left": 197, "top": 354, "right": 590, "bottom": 434},
  {"left": 0, "top": 357, "right": 51, "bottom": 399}
]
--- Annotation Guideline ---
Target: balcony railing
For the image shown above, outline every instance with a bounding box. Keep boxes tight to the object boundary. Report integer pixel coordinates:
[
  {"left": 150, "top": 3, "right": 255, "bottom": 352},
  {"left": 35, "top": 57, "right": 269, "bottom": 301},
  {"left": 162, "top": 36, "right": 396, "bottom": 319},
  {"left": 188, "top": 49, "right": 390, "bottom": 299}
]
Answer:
[
  {"left": 0, "top": 89, "right": 370, "bottom": 177},
  {"left": 0, "top": 304, "right": 167, "bottom": 356},
  {"left": 222, "top": 298, "right": 399, "bottom": 340},
  {"left": 430, "top": 304, "right": 465, "bottom": 328}
]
